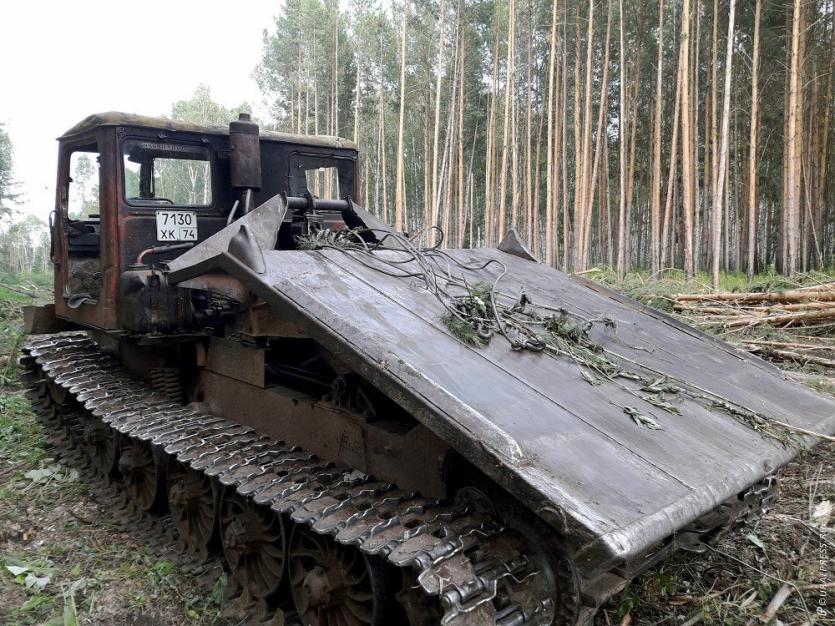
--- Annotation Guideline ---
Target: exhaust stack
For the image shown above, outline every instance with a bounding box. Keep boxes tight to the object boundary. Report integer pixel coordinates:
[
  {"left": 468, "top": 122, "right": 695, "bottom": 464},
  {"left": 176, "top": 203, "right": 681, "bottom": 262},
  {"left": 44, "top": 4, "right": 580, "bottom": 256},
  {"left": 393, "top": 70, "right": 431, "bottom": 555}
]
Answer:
[{"left": 229, "top": 113, "right": 261, "bottom": 213}]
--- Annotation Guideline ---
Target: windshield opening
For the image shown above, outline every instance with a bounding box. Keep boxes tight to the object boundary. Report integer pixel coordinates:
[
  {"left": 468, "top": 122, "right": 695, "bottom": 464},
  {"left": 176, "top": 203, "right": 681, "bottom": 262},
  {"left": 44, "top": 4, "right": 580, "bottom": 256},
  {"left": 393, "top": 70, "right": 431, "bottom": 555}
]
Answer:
[{"left": 123, "top": 140, "right": 213, "bottom": 207}]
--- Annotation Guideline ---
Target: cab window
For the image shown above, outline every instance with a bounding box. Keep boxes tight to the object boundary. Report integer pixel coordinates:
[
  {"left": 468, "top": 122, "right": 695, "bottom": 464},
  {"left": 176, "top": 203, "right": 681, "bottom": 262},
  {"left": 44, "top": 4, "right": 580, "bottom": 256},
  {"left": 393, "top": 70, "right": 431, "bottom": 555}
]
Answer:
[
  {"left": 123, "top": 140, "right": 213, "bottom": 207},
  {"left": 68, "top": 146, "right": 100, "bottom": 219},
  {"left": 289, "top": 153, "right": 354, "bottom": 199}
]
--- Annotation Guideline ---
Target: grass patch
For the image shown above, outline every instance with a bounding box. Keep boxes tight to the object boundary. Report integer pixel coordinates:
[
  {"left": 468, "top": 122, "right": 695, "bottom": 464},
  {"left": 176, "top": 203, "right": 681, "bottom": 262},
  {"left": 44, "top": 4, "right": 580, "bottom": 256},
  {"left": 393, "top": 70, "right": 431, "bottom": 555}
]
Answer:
[
  {"left": 0, "top": 393, "right": 46, "bottom": 466},
  {"left": 0, "top": 270, "right": 51, "bottom": 385},
  {"left": 588, "top": 266, "right": 835, "bottom": 312},
  {"left": 0, "top": 401, "right": 226, "bottom": 625}
]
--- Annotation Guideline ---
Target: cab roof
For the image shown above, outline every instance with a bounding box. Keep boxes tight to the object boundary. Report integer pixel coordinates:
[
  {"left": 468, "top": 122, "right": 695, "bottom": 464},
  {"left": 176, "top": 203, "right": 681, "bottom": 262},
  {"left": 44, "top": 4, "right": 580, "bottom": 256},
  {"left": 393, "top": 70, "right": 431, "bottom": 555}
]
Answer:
[{"left": 60, "top": 112, "right": 358, "bottom": 151}]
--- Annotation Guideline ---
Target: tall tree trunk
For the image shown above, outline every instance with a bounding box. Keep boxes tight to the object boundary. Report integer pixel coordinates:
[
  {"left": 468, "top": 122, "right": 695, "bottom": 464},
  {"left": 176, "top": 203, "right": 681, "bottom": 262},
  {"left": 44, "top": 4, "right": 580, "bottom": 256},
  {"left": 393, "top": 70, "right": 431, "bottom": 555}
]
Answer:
[
  {"left": 378, "top": 48, "right": 389, "bottom": 222},
  {"left": 466, "top": 120, "right": 479, "bottom": 247},
  {"left": 661, "top": 41, "right": 684, "bottom": 269},
  {"left": 439, "top": 64, "right": 456, "bottom": 242},
  {"left": 572, "top": 11, "right": 582, "bottom": 269},
  {"left": 708, "top": 0, "right": 719, "bottom": 271},
  {"left": 430, "top": 0, "right": 446, "bottom": 240},
  {"left": 562, "top": 15, "right": 571, "bottom": 271},
  {"left": 711, "top": 0, "right": 736, "bottom": 288},
  {"left": 624, "top": 7, "right": 644, "bottom": 272},
  {"left": 692, "top": 0, "right": 701, "bottom": 273},
  {"left": 524, "top": 0, "right": 534, "bottom": 245},
  {"left": 394, "top": 5, "right": 408, "bottom": 232},
  {"left": 604, "top": 140, "right": 614, "bottom": 266},
  {"left": 333, "top": 14, "right": 339, "bottom": 138},
  {"left": 498, "top": 0, "right": 516, "bottom": 243},
  {"left": 545, "top": 0, "right": 559, "bottom": 266},
  {"left": 456, "top": 5, "right": 466, "bottom": 248},
  {"left": 651, "top": 0, "right": 664, "bottom": 274},
  {"left": 511, "top": 66, "right": 520, "bottom": 231},
  {"left": 817, "top": 22, "right": 834, "bottom": 264},
  {"left": 617, "top": 0, "right": 628, "bottom": 278},
  {"left": 784, "top": 0, "right": 803, "bottom": 276},
  {"left": 533, "top": 102, "right": 545, "bottom": 256},
  {"left": 583, "top": 0, "right": 612, "bottom": 270},
  {"left": 485, "top": 27, "right": 500, "bottom": 246},
  {"left": 746, "top": 0, "right": 761, "bottom": 281},
  {"left": 680, "top": 0, "right": 695, "bottom": 280},
  {"left": 576, "top": 0, "right": 595, "bottom": 270},
  {"left": 353, "top": 62, "right": 360, "bottom": 144}
]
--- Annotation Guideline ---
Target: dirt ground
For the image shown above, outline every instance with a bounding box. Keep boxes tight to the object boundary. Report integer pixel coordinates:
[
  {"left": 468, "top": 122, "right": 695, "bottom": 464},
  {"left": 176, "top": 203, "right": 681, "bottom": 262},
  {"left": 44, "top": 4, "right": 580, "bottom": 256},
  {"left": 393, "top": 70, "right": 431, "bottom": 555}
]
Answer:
[{"left": 0, "top": 273, "right": 833, "bottom": 625}]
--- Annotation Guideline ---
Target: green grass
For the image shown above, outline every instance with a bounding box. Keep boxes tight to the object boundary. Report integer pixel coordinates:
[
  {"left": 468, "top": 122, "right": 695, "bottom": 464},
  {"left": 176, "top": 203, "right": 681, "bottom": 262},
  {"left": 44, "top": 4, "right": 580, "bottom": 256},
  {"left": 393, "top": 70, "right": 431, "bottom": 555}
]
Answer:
[
  {"left": 0, "top": 392, "right": 226, "bottom": 625},
  {"left": 0, "top": 394, "right": 46, "bottom": 466},
  {"left": 0, "top": 270, "right": 52, "bottom": 385},
  {"left": 587, "top": 266, "right": 835, "bottom": 312}
]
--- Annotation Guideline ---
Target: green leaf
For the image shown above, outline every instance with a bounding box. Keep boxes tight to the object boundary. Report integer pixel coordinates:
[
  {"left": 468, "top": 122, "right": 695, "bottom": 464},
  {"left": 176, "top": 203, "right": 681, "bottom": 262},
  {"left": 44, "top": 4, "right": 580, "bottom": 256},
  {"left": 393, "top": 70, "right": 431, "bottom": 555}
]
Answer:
[
  {"left": 63, "top": 592, "right": 79, "bottom": 626},
  {"left": 21, "top": 594, "right": 50, "bottom": 612},
  {"left": 623, "top": 406, "right": 663, "bottom": 430},
  {"left": 24, "top": 572, "right": 50, "bottom": 591},
  {"left": 24, "top": 466, "right": 57, "bottom": 483},
  {"left": 642, "top": 395, "right": 682, "bottom": 415},
  {"left": 210, "top": 573, "right": 227, "bottom": 606},
  {"left": 580, "top": 369, "right": 600, "bottom": 386},
  {"left": 641, "top": 377, "right": 680, "bottom": 394},
  {"left": 746, "top": 533, "right": 766, "bottom": 550}
]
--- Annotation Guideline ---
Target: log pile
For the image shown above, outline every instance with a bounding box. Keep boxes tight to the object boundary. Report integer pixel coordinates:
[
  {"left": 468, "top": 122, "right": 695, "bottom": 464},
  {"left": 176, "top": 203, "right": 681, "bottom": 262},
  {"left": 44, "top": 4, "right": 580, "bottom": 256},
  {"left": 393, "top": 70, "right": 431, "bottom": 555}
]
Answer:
[{"left": 672, "top": 282, "right": 835, "bottom": 373}]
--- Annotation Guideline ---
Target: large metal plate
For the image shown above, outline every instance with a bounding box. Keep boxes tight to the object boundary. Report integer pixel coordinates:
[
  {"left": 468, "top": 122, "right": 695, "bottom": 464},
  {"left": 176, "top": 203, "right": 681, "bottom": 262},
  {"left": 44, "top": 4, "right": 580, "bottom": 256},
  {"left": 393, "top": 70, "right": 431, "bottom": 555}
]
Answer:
[{"left": 176, "top": 244, "right": 835, "bottom": 567}]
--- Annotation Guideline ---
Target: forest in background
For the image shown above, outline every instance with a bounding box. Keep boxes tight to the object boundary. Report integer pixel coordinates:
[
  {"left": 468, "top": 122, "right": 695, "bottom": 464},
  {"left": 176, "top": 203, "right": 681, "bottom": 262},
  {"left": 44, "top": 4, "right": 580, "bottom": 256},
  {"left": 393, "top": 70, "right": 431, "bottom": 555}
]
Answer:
[
  {"left": 256, "top": 0, "right": 835, "bottom": 284},
  {"left": 1, "top": 0, "right": 834, "bottom": 285}
]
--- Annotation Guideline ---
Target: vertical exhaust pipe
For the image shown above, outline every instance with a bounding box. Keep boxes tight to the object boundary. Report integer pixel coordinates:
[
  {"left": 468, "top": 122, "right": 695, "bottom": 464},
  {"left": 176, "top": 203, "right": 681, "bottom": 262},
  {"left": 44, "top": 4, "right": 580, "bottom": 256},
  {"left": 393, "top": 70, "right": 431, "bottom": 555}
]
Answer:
[{"left": 229, "top": 113, "right": 261, "bottom": 214}]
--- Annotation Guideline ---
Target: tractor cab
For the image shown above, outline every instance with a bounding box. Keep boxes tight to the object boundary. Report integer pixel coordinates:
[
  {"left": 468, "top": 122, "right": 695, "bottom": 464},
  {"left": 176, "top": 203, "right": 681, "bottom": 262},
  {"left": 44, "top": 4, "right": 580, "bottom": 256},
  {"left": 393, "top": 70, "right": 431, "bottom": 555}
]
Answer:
[{"left": 51, "top": 112, "right": 359, "bottom": 331}]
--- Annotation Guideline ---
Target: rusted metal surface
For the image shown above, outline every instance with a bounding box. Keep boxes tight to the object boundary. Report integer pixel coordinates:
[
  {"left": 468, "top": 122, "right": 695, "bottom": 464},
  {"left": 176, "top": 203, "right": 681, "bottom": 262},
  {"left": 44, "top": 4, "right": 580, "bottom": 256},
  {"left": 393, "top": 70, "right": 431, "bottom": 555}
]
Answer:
[
  {"left": 233, "top": 301, "right": 308, "bottom": 338},
  {"left": 199, "top": 368, "right": 450, "bottom": 498},
  {"left": 176, "top": 242, "right": 835, "bottom": 570},
  {"left": 60, "top": 112, "right": 359, "bottom": 150},
  {"left": 228, "top": 113, "right": 262, "bottom": 192},
  {"left": 206, "top": 337, "right": 266, "bottom": 387},
  {"left": 23, "top": 304, "right": 70, "bottom": 334},
  {"left": 177, "top": 272, "right": 252, "bottom": 304},
  {"left": 52, "top": 114, "right": 359, "bottom": 334}
]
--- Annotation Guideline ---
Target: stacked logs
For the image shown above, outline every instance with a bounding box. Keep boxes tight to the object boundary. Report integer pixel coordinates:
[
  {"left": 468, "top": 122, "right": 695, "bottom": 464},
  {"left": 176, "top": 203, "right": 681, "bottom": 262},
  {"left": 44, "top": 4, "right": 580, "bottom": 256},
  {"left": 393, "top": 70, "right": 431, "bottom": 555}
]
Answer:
[{"left": 673, "top": 282, "right": 835, "bottom": 372}]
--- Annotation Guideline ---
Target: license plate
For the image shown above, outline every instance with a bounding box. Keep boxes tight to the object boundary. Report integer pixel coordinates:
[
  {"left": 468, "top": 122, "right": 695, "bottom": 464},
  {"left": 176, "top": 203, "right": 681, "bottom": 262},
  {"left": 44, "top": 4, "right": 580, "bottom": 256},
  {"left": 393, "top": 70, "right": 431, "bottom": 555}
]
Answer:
[{"left": 156, "top": 211, "right": 198, "bottom": 242}]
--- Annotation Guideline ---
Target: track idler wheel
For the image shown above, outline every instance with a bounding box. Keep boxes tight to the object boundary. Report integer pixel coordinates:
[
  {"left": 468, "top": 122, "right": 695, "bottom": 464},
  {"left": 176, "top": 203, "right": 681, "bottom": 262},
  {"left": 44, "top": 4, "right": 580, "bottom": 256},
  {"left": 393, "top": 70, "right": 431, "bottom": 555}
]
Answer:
[
  {"left": 47, "top": 380, "right": 69, "bottom": 407},
  {"left": 289, "top": 526, "right": 402, "bottom": 626},
  {"left": 221, "top": 494, "right": 286, "bottom": 599},
  {"left": 167, "top": 460, "right": 216, "bottom": 555},
  {"left": 118, "top": 437, "right": 167, "bottom": 513},
  {"left": 82, "top": 417, "right": 119, "bottom": 477},
  {"left": 397, "top": 571, "right": 444, "bottom": 626}
]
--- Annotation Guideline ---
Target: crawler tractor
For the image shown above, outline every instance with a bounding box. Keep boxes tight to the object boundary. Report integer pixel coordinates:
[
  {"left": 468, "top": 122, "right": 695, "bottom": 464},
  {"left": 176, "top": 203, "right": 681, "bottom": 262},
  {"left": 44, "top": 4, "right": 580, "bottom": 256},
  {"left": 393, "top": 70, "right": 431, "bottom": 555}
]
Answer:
[{"left": 20, "top": 112, "right": 835, "bottom": 625}]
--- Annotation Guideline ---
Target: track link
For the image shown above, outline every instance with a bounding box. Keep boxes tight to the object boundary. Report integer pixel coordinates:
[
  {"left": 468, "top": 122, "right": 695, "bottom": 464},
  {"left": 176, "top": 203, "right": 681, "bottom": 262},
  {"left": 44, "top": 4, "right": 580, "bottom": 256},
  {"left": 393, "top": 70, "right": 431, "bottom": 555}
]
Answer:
[{"left": 20, "top": 332, "right": 562, "bottom": 626}]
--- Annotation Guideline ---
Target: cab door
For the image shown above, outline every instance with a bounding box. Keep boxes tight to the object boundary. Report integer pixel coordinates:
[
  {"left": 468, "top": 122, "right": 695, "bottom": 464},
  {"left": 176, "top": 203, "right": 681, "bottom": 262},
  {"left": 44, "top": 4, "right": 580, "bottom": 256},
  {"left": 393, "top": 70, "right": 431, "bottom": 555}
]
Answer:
[{"left": 53, "top": 127, "right": 120, "bottom": 329}]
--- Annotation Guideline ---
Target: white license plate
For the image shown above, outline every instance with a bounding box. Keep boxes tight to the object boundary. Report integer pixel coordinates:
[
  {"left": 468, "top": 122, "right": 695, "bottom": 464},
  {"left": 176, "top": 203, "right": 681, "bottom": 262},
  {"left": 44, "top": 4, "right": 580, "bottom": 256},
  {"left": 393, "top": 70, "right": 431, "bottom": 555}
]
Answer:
[{"left": 156, "top": 211, "right": 198, "bottom": 242}]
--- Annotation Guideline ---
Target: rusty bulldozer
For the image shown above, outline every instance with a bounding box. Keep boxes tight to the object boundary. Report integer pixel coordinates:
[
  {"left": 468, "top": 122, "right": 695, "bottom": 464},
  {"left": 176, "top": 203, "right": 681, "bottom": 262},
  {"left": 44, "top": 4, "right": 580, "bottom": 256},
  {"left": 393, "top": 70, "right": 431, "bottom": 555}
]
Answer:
[{"left": 19, "top": 112, "right": 835, "bottom": 625}]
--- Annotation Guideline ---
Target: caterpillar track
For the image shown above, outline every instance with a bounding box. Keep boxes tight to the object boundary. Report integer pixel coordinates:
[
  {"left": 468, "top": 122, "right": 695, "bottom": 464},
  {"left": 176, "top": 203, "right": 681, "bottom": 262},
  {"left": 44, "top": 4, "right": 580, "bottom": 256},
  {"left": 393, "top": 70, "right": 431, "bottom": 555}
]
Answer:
[{"left": 20, "top": 332, "right": 574, "bottom": 626}]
